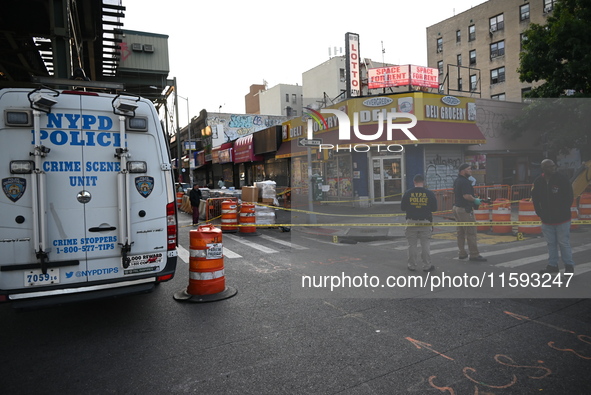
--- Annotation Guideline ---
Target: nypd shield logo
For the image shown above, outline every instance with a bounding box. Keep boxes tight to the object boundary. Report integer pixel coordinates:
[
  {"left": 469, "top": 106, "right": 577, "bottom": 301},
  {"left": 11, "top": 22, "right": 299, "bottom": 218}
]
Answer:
[
  {"left": 135, "top": 176, "right": 154, "bottom": 198},
  {"left": 2, "top": 177, "right": 26, "bottom": 203}
]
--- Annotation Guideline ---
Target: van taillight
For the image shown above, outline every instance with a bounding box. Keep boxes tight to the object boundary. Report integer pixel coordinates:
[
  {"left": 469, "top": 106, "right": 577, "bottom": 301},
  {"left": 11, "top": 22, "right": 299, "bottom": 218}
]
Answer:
[{"left": 166, "top": 202, "right": 177, "bottom": 249}]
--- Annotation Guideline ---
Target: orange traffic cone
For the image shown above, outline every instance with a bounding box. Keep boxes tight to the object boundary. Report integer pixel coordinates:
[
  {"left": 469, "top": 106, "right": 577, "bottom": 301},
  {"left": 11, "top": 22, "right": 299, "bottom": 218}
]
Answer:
[{"left": 174, "top": 224, "right": 237, "bottom": 303}]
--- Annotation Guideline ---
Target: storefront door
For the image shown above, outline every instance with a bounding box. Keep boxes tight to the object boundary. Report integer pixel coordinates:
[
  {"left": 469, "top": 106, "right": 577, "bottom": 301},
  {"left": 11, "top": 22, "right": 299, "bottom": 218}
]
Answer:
[{"left": 372, "top": 156, "right": 404, "bottom": 203}]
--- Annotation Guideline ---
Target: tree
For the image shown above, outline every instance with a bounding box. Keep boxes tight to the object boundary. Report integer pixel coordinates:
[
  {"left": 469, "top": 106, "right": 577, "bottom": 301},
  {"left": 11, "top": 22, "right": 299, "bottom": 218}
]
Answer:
[
  {"left": 519, "top": 0, "right": 591, "bottom": 97},
  {"left": 506, "top": 0, "right": 591, "bottom": 160}
]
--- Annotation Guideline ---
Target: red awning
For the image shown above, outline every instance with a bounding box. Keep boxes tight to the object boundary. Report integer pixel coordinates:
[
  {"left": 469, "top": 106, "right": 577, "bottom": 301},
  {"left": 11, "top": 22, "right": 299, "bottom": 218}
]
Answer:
[
  {"left": 233, "top": 134, "right": 264, "bottom": 163},
  {"left": 275, "top": 121, "right": 485, "bottom": 158}
]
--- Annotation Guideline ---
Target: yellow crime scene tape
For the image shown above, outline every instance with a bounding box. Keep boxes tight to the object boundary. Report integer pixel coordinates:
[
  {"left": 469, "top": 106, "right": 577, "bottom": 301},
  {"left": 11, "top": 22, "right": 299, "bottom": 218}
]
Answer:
[{"left": 182, "top": 195, "right": 591, "bottom": 228}]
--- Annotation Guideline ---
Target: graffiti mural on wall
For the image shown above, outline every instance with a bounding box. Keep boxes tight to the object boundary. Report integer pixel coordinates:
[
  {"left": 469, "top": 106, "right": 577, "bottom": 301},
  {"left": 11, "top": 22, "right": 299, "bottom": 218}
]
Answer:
[
  {"left": 425, "top": 153, "right": 462, "bottom": 190},
  {"left": 208, "top": 113, "right": 286, "bottom": 145}
]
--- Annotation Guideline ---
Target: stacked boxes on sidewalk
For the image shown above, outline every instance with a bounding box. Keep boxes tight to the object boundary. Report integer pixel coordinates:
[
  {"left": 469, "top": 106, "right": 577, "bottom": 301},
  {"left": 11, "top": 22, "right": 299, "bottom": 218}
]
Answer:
[{"left": 241, "top": 181, "right": 277, "bottom": 226}]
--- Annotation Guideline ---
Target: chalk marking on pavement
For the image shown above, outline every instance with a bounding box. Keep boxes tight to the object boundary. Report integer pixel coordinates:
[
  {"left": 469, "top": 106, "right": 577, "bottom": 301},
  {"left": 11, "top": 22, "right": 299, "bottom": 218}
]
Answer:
[
  {"left": 258, "top": 234, "right": 308, "bottom": 250},
  {"left": 224, "top": 233, "right": 279, "bottom": 254}
]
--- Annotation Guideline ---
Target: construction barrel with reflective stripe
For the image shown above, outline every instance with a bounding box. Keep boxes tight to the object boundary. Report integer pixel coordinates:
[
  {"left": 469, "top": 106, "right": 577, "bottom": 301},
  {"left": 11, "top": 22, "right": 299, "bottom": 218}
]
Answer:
[
  {"left": 579, "top": 193, "right": 591, "bottom": 220},
  {"left": 517, "top": 199, "right": 541, "bottom": 234},
  {"left": 492, "top": 198, "right": 512, "bottom": 234},
  {"left": 571, "top": 199, "right": 579, "bottom": 230},
  {"left": 174, "top": 224, "right": 237, "bottom": 303},
  {"left": 221, "top": 200, "right": 238, "bottom": 233},
  {"left": 474, "top": 202, "right": 491, "bottom": 232},
  {"left": 176, "top": 192, "right": 184, "bottom": 209},
  {"left": 239, "top": 203, "right": 258, "bottom": 236}
]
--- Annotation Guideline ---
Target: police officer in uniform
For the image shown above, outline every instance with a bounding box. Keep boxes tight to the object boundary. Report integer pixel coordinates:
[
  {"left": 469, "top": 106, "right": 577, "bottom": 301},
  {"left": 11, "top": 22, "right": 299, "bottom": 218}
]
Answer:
[{"left": 401, "top": 174, "right": 438, "bottom": 272}]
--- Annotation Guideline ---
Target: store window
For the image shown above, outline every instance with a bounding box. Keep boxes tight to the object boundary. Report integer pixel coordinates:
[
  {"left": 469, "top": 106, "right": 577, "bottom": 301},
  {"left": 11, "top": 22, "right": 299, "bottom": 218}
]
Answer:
[{"left": 326, "top": 155, "right": 353, "bottom": 198}]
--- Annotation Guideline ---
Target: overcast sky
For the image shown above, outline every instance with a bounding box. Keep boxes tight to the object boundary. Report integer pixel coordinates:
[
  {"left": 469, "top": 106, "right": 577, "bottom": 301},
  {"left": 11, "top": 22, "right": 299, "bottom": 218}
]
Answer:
[{"left": 121, "top": 0, "right": 487, "bottom": 119}]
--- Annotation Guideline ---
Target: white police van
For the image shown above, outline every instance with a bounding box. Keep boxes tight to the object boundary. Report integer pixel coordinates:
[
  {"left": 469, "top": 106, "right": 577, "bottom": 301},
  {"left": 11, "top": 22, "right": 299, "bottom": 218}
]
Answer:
[{"left": 0, "top": 87, "right": 178, "bottom": 308}]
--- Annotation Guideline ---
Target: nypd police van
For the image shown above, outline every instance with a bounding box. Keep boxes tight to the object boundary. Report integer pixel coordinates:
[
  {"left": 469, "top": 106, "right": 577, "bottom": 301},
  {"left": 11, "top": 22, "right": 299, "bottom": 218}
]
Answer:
[{"left": 0, "top": 87, "right": 178, "bottom": 308}]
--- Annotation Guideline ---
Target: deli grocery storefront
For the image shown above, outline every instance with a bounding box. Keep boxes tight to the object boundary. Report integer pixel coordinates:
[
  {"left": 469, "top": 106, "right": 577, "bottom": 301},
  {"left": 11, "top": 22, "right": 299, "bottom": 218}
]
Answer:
[{"left": 277, "top": 92, "right": 486, "bottom": 204}]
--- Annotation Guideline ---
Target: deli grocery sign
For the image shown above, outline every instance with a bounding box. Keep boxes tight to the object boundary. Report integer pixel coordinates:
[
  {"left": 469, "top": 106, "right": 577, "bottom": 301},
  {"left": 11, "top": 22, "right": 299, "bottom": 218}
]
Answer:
[{"left": 368, "top": 65, "right": 439, "bottom": 90}]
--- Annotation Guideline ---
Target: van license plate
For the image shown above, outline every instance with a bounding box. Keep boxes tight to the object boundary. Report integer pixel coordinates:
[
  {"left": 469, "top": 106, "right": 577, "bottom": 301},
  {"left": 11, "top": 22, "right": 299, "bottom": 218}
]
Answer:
[{"left": 25, "top": 269, "right": 60, "bottom": 286}]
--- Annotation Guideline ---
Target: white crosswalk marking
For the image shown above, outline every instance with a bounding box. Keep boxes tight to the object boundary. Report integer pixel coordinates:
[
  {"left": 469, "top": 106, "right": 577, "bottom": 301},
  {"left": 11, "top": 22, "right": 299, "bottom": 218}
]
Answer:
[
  {"left": 394, "top": 240, "right": 452, "bottom": 250},
  {"left": 258, "top": 234, "right": 308, "bottom": 250},
  {"left": 224, "top": 233, "right": 279, "bottom": 254},
  {"left": 177, "top": 245, "right": 189, "bottom": 264},
  {"left": 223, "top": 247, "right": 242, "bottom": 259},
  {"left": 497, "top": 244, "right": 591, "bottom": 269}
]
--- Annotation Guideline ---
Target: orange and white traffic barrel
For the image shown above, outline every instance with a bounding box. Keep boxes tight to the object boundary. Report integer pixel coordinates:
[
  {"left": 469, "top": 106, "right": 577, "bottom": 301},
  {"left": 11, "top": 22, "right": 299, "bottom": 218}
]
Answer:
[
  {"left": 176, "top": 192, "right": 184, "bottom": 209},
  {"left": 239, "top": 203, "right": 258, "bottom": 236},
  {"left": 221, "top": 200, "right": 238, "bottom": 233},
  {"left": 517, "top": 199, "right": 541, "bottom": 234},
  {"left": 474, "top": 202, "right": 491, "bottom": 232},
  {"left": 492, "top": 198, "right": 512, "bottom": 234},
  {"left": 579, "top": 193, "right": 591, "bottom": 221},
  {"left": 571, "top": 199, "right": 579, "bottom": 230},
  {"left": 173, "top": 224, "right": 237, "bottom": 303}
]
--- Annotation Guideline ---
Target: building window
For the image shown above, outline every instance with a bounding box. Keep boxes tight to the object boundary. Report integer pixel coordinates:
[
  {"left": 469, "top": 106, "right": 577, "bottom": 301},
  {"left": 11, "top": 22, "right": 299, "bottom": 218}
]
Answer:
[
  {"left": 544, "top": 0, "right": 557, "bottom": 13},
  {"left": 491, "top": 93, "right": 506, "bottom": 101},
  {"left": 490, "top": 41, "right": 505, "bottom": 59},
  {"left": 292, "top": 94, "right": 297, "bottom": 104},
  {"left": 521, "top": 87, "right": 532, "bottom": 102},
  {"left": 491, "top": 67, "right": 506, "bottom": 84},
  {"left": 339, "top": 68, "right": 346, "bottom": 82},
  {"left": 469, "top": 50, "right": 476, "bottom": 65},
  {"left": 285, "top": 94, "right": 289, "bottom": 103},
  {"left": 457, "top": 54, "right": 462, "bottom": 66},
  {"left": 520, "top": 33, "right": 528, "bottom": 50},
  {"left": 520, "top": 4, "right": 530, "bottom": 21},
  {"left": 489, "top": 14, "right": 504, "bottom": 32},
  {"left": 468, "top": 25, "right": 476, "bottom": 41},
  {"left": 458, "top": 77, "right": 463, "bottom": 91},
  {"left": 470, "top": 74, "right": 478, "bottom": 91},
  {"left": 456, "top": 30, "right": 461, "bottom": 43},
  {"left": 436, "top": 37, "right": 443, "bottom": 53},
  {"left": 437, "top": 60, "right": 444, "bottom": 75}
]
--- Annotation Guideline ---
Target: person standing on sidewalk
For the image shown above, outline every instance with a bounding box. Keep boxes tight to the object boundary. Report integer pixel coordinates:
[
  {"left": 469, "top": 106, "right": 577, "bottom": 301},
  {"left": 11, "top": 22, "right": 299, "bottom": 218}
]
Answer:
[
  {"left": 401, "top": 174, "right": 438, "bottom": 272},
  {"left": 531, "top": 159, "right": 575, "bottom": 274},
  {"left": 189, "top": 184, "right": 202, "bottom": 226},
  {"left": 453, "top": 164, "right": 487, "bottom": 262}
]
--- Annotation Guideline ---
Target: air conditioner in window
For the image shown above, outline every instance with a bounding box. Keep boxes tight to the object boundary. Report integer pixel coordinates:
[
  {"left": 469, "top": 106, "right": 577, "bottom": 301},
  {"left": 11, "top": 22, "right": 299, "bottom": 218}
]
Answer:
[
  {"left": 143, "top": 44, "right": 154, "bottom": 53},
  {"left": 131, "top": 43, "right": 143, "bottom": 52},
  {"left": 490, "top": 26, "right": 497, "bottom": 34},
  {"left": 544, "top": 6, "right": 552, "bottom": 13},
  {"left": 437, "top": 47, "right": 443, "bottom": 53}
]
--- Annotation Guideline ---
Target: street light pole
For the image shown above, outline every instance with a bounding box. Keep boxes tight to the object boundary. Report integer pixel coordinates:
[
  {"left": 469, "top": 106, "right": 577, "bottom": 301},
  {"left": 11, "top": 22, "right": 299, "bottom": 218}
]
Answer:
[
  {"left": 173, "top": 77, "right": 181, "bottom": 183},
  {"left": 177, "top": 94, "right": 192, "bottom": 185}
]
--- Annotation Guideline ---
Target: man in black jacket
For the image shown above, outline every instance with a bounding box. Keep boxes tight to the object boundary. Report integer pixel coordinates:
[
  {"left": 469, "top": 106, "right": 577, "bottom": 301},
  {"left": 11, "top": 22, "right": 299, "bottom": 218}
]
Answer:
[
  {"left": 453, "top": 164, "right": 487, "bottom": 262},
  {"left": 531, "top": 159, "right": 575, "bottom": 274},
  {"left": 401, "top": 174, "right": 438, "bottom": 272},
  {"left": 189, "top": 184, "right": 202, "bottom": 226}
]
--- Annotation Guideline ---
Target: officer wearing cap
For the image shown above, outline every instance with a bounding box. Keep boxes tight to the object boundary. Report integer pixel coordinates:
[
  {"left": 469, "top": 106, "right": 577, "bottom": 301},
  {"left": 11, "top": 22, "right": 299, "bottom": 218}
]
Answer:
[
  {"left": 453, "top": 164, "right": 487, "bottom": 261},
  {"left": 401, "top": 174, "right": 438, "bottom": 272}
]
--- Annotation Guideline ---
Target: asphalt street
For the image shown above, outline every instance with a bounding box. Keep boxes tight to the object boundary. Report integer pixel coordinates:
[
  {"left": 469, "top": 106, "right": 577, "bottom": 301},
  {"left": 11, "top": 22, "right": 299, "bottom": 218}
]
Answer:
[{"left": 1, "top": 205, "right": 590, "bottom": 394}]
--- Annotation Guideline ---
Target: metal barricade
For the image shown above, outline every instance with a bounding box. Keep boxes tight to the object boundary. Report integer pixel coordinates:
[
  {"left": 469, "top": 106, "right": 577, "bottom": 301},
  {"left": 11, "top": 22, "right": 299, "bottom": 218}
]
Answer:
[
  {"left": 510, "top": 184, "right": 533, "bottom": 203},
  {"left": 206, "top": 197, "right": 239, "bottom": 222}
]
